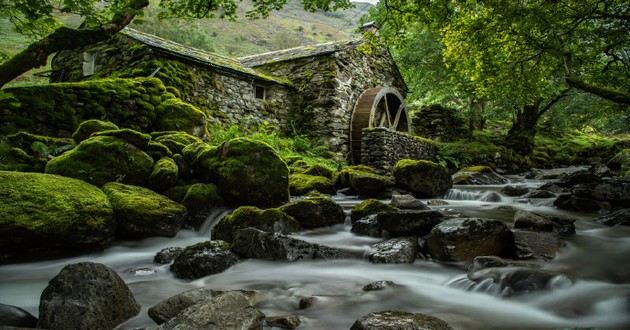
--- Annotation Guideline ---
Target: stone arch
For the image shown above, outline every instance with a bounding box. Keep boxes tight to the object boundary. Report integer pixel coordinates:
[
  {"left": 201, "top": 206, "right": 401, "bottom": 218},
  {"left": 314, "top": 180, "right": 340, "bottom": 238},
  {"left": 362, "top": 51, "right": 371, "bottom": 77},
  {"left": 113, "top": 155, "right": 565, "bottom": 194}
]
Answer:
[{"left": 349, "top": 87, "right": 410, "bottom": 164}]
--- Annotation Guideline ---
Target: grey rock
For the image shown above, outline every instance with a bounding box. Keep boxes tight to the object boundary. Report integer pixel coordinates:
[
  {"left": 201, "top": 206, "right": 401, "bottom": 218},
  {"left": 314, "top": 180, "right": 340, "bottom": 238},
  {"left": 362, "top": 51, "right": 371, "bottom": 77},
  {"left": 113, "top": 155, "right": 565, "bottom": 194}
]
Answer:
[
  {"left": 525, "top": 190, "right": 555, "bottom": 199},
  {"left": 351, "top": 215, "right": 382, "bottom": 237},
  {"left": 426, "top": 218, "right": 515, "bottom": 261},
  {"left": 298, "top": 297, "right": 316, "bottom": 309},
  {"left": 500, "top": 185, "right": 529, "bottom": 197},
  {"left": 469, "top": 256, "right": 542, "bottom": 272},
  {"left": 468, "top": 267, "right": 572, "bottom": 296},
  {"left": 0, "top": 304, "right": 37, "bottom": 328},
  {"left": 513, "top": 210, "right": 575, "bottom": 236},
  {"left": 170, "top": 241, "right": 239, "bottom": 280},
  {"left": 231, "top": 228, "right": 354, "bottom": 261},
  {"left": 38, "top": 262, "right": 140, "bottom": 330},
  {"left": 390, "top": 194, "right": 430, "bottom": 210},
  {"left": 377, "top": 210, "right": 444, "bottom": 237},
  {"left": 280, "top": 197, "right": 345, "bottom": 229},
  {"left": 157, "top": 291, "right": 265, "bottom": 330},
  {"left": 596, "top": 209, "right": 630, "bottom": 226},
  {"left": 512, "top": 229, "right": 564, "bottom": 261},
  {"left": 350, "top": 310, "right": 453, "bottom": 330},
  {"left": 362, "top": 280, "right": 399, "bottom": 291},
  {"left": 265, "top": 315, "right": 301, "bottom": 329},
  {"left": 368, "top": 237, "right": 417, "bottom": 264},
  {"left": 452, "top": 167, "right": 507, "bottom": 185},
  {"left": 154, "top": 247, "right": 183, "bottom": 264}
]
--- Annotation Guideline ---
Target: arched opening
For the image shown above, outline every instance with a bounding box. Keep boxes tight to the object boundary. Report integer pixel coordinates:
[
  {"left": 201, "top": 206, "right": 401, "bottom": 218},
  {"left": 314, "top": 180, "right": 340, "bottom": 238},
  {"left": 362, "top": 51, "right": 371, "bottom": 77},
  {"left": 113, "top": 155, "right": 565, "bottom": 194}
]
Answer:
[{"left": 349, "top": 87, "right": 410, "bottom": 164}]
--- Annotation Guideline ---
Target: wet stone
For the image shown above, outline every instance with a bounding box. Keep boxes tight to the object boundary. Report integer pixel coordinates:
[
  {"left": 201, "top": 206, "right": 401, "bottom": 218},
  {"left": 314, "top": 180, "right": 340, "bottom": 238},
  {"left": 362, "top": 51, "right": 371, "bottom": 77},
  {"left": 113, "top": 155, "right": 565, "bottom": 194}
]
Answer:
[
  {"left": 390, "top": 194, "right": 430, "bottom": 210},
  {"left": 362, "top": 280, "right": 399, "bottom": 291},
  {"left": 154, "top": 247, "right": 183, "bottom": 264},
  {"left": 512, "top": 229, "right": 563, "bottom": 261},
  {"left": 265, "top": 315, "right": 301, "bottom": 329},
  {"left": 368, "top": 237, "right": 417, "bottom": 264},
  {"left": 351, "top": 310, "right": 453, "bottom": 330}
]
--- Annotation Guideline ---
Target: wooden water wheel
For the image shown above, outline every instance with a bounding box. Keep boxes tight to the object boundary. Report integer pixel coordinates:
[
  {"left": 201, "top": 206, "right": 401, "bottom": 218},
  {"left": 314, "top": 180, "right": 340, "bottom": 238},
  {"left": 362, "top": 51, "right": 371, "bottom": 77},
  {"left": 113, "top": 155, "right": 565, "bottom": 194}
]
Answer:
[{"left": 350, "top": 87, "right": 409, "bottom": 164}]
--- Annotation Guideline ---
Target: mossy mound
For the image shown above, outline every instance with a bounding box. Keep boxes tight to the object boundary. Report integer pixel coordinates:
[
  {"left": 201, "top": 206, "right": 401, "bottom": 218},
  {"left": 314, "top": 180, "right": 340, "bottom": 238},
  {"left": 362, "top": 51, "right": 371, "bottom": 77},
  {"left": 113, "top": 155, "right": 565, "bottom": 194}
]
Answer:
[
  {"left": 351, "top": 199, "right": 397, "bottom": 223},
  {"left": 148, "top": 157, "right": 179, "bottom": 192},
  {"left": 154, "top": 132, "right": 203, "bottom": 154},
  {"left": 213, "top": 206, "right": 299, "bottom": 242},
  {"left": 301, "top": 164, "right": 335, "bottom": 179},
  {"left": 0, "top": 171, "right": 115, "bottom": 259},
  {"left": 289, "top": 173, "right": 335, "bottom": 196},
  {"left": 145, "top": 141, "right": 173, "bottom": 160},
  {"left": 280, "top": 197, "right": 346, "bottom": 229},
  {"left": 72, "top": 120, "right": 119, "bottom": 142},
  {"left": 451, "top": 165, "right": 508, "bottom": 185},
  {"left": 103, "top": 183, "right": 187, "bottom": 239},
  {"left": 393, "top": 159, "right": 452, "bottom": 198},
  {"left": 337, "top": 166, "right": 392, "bottom": 197},
  {"left": 7, "top": 132, "right": 75, "bottom": 153},
  {"left": 438, "top": 138, "right": 530, "bottom": 173},
  {"left": 194, "top": 138, "right": 289, "bottom": 207},
  {"left": 0, "top": 78, "right": 207, "bottom": 137},
  {"left": 92, "top": 129, "right": 151, "bottom": 149},
  {"left": 180, "top": 183, "right": 225, "bottom": 227},
  {"left": 45, "top": 135, "right": 154, "bottom": 187},
  {"left": 1, "top": 132, "right": 75, "bottom": 172}
]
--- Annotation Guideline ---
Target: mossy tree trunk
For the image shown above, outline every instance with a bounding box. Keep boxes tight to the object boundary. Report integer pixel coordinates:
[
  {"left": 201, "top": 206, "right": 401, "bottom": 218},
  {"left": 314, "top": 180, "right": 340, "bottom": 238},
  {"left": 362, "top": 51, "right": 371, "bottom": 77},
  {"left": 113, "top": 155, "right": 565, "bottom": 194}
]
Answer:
[
  {"left": 566, "top": 77, "right": 630, "bottom": 105},
  {"left": 504, "top": 89, "right": 570, "bottom": 155},
  {"left": 0, "top": 0, "right": 149, "bottom": 88}
]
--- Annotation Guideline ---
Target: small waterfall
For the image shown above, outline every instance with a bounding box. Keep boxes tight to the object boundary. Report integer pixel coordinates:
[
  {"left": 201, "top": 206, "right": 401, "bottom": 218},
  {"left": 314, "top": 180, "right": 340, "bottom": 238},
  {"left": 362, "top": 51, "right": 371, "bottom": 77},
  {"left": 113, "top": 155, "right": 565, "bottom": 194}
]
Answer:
[
  {"left": 198, "top": 208, "right": 231, "bottom": 236},
  {"left": 444, "top": 189, "right": 504, "bottom": 202}
]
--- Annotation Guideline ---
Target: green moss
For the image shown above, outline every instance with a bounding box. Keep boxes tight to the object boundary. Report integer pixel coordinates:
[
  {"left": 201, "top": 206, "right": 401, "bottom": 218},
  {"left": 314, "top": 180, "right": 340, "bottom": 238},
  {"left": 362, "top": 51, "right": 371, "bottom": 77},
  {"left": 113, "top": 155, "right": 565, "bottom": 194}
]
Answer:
[
  {"left": 146, "top": 141, "right": 173, "bottom": 160},
  {"left": 155, "top": 99, "right": 207, "bottom": 137},
  {"left": 182, "top": 142, "right": 217, "bottom": 168},
  {"left": 393, "top": 159, "right": 452, "bottom": 198},
  {"left": 336, "top": 165, "right": 392, "bottom": 196},
  {"left": 350, "top": 199, "right": 397, "bottom": 223},
  {"left": 154, "top": 132, "right": 203, "bottom": 154},
  {"left": 163, "top": 184, "right": 192, "bottom": 203},
  {"left": 289, "top": 173, "right": 334, "bottom": 196},
  {"left": 181, "top": 183, "right": 224, "bottom": 211},
  {"left": 72, "top": 120, "right": 119, "bottom": 142},
  {"left": 213, "top": 206, "right": 299, "bottom": 242},
  {"left": 280, "top": 196, "right": 346, "bottom": 229},
  {"left": 102, "top": 182, "right": 187, "bottom": 238},
  {"left": 301, "top": 164, "right": 335, "bottom": 179},
  {"left": 196, "top": 138, "right": 290, "bottom": 207},
  {"left": 608, "top": 149, "right": 630, "bottom": 177},
  {"left": 7, "top": 132, "right": 75, "bottom": 153},
  {"left": 45, "top": 135, "right": 154, "bottom": 187},
  {"left": 92, "top": 128, "right": 151, "bottom": 148},
  {"left": 149, "top": 157, "right": 179, "bottom": 192},
  {"left": 0, "top": 171, "right": 115, "bottom": 252}
]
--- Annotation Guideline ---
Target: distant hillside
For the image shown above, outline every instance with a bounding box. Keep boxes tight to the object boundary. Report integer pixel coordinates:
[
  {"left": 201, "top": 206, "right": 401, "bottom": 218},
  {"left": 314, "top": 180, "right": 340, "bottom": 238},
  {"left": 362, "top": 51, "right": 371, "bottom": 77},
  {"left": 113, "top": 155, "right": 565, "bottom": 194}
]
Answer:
[{"left": 132, "top": 0, "right": 373, "bottom": 56}]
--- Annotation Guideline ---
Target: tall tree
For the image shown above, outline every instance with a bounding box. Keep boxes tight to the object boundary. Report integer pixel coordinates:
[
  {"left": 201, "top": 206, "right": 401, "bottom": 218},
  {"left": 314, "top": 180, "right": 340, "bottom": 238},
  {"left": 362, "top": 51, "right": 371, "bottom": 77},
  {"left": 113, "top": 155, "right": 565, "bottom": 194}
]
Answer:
[{"left": 0, "top": 0, "right": 351, "bottom": 88}]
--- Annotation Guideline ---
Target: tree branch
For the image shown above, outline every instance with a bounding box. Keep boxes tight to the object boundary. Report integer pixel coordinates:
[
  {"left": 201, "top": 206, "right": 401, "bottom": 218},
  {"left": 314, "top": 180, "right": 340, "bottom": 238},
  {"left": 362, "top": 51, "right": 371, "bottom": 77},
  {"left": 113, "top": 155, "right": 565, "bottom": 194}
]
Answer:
[
  {"left": 566, "top": 77, "right": 630, "bottom": 105},
  {"left": 0, "top": 0, "right": 149, "bottom": 88}
]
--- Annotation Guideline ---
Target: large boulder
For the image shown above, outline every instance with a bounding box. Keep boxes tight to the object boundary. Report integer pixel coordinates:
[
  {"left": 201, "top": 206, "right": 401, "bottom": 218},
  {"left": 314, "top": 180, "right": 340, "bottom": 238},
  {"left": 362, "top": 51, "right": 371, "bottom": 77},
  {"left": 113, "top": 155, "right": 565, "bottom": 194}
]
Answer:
[
  {"left": 280, "top": 197, "right": 345, "bottom": 229},
  {"left": 179, "top": 183, "right": 225, "bottom": 227},
  {"left": 45, "top": 135, "right": 154, "bottom": 187},
  {"left": 390, "top": 194, "right": 430, "bottom": 210},
  {"left": 231, "top": 228, "right": 353, "bottom": 261},
  {"left": 512, "top": 210, "right": 575, "bottom": 236},
  {"left": 596, "top": 209, "right": 630, "bottom": 226},
  {"left": 362, "top": 210, "right": 444, "bottom": 238},
  {"left": 148, "top": 157, "right": 179, "bottom": 192},
  {"left": 71, "top": 119, "right": 119, "bottom": 143},
  {"left": 170, "top": 240, "right": 239, "bottom": 280},
  {"left": 393, "top": 159, "right": 452, "bottom": 197},
  {"left": 350, "top": 199, "right": 397, "bottom": 223},
  {"left": 554, "top": 177, "right": 630, "bottom": 212},
  {"left": 153, "top": 132, "right": 203, "bottom": 154},
  {"left": 351, "top": 310, "right": 453, "bottom": 330},
  {"left": 38, "top": 262, "right": 140, "bottom": 330},
  {"left": 0, "top": 303, "right": 37, "bottom": 328},
  {"left": 512, "top": 229, "right": 563, "bottom": 260},
  {"left": 289, "top": 173, "right": 335, "bottom": 195},
  {"left": 426, "top": 218, "right": 515, "bottom": 261},
  {"left": 194, "top": 138, "right": 289, "bottom": 207},
  {"left": 451, "top": 166, "right": 508, "bottom": 185},
  {"left": 103, "top": 183, "right": 187, "bottom": 238},
  {"left": 0, "top": 171, "right": 115, "bottom": 260},
  {"left": 156, "top": 291, "right": 264, "bottom": 330},
  {"left": 337, "top": 166, "right": 393, "bottom": 197},
  {"left": 92, "top": 129, "right": 151, "bottom": 149},
  {"left": 367, "top": 237, "right": 418, "bottom": 264},
  {"left": 213, "top": 206, "right": 299, "bottom": 243}
]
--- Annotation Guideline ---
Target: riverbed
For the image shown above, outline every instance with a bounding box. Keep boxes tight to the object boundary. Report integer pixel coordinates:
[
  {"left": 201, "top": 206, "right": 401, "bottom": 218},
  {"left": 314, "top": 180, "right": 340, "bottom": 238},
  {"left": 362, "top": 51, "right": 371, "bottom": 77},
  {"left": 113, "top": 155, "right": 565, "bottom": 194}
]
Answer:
[{"left": 1, "top": 170, "right": 629, "bottom": 329}]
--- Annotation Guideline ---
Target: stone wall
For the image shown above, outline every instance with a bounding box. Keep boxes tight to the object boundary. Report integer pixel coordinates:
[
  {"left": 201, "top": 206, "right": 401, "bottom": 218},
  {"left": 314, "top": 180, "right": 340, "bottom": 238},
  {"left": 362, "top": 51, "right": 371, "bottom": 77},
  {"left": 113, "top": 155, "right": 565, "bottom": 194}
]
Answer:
[
  {"left": 251, "top": 39, "right": 407, "bottom": 158},
  {"left": 361, "top": 128, "right": 437, "bottom": 174},
  {"left": 51, "top": 35, "right": 294, "bottom": 128}
]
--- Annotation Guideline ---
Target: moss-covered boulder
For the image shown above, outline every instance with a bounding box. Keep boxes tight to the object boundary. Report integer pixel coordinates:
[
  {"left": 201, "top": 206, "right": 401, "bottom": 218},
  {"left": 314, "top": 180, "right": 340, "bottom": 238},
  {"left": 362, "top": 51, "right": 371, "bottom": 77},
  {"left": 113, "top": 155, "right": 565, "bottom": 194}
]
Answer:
[
  {"left": 1, "top": 132, "right": 75, "bottom": 172},
  {"left": 92, "top": 128, "right": 151, "bottom": 149},
  {"left": 452, "top": 165, "right": 508, "bottom": 185},
  {"left": 146, "top": 141, "right": 173, "bottom": 160},
  {"left": 213, "top": 206, "right": 299, "bottom": 242},
  {"left": 289, "top": 173, "right": 335, "bottom": 196},
  {"left": 337, "top": 166, "right": 393, "bottom": 197},
  {"left": 148, "top": 157, "right": 179, "bottom": 192},
  {"left": 155, "top": 99, "right": 207, "bottom": 137},
  {"left": 195, "top": 138, "right": 289, "bottom": 207},
  {"left": 351, "top": 199, "right": 397, "bottom": 223},
  {"left": 154, "top": 132, "right": 203, "bottom": 154},
  {"left": 103, "top": 183, "right": 187, "bottom": 238},
  {"left": 0, "top": 171, "right": 115, "bottom": 259},
  {"left": 280, "top": 197, "right": 346, "bottom": 229},
  {"left": 301, "top": 164, "right": 335, "bottom": 179},
  {"left": 180, "top": 183, "right": 225, "bottom": 227},
  {"left": 72, "top": 120, "right": 119, "bottom": 142},
  {"left": 45, "top": 135, "right": 154, "bottom": 187},
  {"left": 393, "top": 159, "right": 452, "bottom": 198}
]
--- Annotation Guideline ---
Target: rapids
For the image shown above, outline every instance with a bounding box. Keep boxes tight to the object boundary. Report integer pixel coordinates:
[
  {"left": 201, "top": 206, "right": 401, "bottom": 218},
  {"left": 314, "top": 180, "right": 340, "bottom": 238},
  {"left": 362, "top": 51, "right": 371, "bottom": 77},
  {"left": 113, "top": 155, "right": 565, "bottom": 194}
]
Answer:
[{"left": 1, "top": 169, "right": 629, "bottom": 329}]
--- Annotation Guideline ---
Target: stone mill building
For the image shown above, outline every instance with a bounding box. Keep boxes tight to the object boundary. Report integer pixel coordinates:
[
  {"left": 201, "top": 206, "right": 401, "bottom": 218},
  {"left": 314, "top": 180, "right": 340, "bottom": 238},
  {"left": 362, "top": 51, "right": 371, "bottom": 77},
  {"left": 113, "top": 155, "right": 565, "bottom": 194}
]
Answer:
[{"left": 51, "top": 24, "right": 434, "bottom": 167}]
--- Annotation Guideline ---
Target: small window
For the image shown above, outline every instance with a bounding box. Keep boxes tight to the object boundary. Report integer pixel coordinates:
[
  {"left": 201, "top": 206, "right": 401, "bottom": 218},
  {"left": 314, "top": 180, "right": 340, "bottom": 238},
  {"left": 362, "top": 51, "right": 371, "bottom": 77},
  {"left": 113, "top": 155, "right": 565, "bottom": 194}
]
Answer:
[
  {"left": 82, "top": 52, "right": 96, "bottom": 76},
  {"left": 254, "top": 85, "right": 266, "bottom": 100}
]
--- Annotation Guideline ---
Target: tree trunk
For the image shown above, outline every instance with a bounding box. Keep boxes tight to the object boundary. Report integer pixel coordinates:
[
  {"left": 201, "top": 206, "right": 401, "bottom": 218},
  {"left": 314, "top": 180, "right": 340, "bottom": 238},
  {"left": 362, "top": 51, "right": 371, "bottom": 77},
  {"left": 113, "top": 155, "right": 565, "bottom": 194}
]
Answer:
[
  {"left": 504, "top": 103, "right": 540, "bottom": 155},
  {"left": 468, "top": 97, "right": 486, "bottom": 132},
  {"left": 0, "top": 0, "right": 149, "bottom": 88},
  {"left": 566, "top": 77, "right": 630, "bottom": 105}
]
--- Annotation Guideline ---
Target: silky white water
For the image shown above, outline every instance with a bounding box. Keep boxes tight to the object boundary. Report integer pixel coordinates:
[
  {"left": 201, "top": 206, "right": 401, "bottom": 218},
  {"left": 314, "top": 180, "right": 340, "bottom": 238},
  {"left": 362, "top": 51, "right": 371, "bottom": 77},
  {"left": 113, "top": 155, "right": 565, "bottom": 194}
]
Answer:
[{"left": 1, "top": 172, "right": 629, "bottom": 329}]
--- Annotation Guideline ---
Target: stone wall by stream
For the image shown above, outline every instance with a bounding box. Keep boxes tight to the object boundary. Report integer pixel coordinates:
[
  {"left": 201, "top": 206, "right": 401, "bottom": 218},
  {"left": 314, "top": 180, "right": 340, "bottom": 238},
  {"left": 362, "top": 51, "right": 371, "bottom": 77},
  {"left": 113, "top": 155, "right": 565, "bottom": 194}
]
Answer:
[{"left": 360, "top": 128, "right": 437, "bottom": 173}]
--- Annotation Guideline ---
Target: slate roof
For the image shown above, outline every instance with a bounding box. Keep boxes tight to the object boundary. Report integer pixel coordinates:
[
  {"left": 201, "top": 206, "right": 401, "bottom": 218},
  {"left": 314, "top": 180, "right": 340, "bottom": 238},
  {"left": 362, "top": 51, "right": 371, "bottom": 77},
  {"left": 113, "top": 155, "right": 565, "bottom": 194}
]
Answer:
[
  {"left": 238, "top": 39, "right": 362, "bottom": 67},
  {"left": 120, "top": 28, "right": 292, "bottom": 86}
]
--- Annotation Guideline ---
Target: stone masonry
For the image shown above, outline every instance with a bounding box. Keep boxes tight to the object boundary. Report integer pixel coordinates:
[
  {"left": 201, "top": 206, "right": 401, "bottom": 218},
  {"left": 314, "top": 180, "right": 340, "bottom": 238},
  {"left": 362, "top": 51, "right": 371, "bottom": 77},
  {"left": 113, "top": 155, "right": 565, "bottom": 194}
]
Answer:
[{"left": 361, "top": 128, "right": 437, "bottom": 174}]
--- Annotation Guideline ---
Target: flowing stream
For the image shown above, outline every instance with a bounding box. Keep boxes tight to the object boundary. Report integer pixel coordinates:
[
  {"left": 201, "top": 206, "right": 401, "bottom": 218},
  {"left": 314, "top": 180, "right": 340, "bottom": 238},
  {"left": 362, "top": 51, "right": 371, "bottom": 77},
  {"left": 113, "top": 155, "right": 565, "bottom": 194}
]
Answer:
[{"left": 1, "top": 169, "right": 630, "bottom": 329}]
